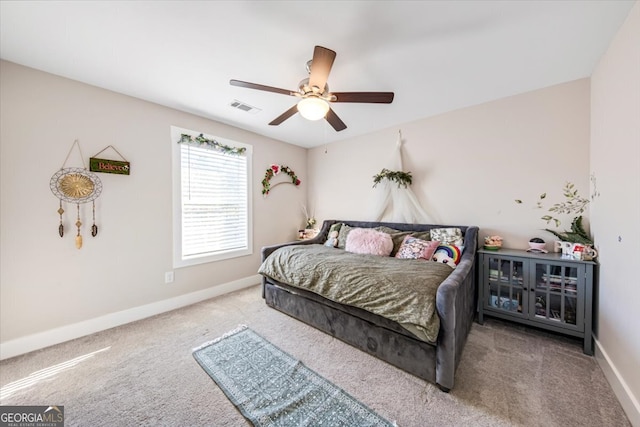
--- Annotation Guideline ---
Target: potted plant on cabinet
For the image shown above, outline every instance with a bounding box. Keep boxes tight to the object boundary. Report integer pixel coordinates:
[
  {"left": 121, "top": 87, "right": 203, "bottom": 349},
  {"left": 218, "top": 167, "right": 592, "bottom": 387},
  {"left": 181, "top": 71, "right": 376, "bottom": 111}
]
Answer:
[{"left": 516, "top": 182, "right": 596, "bottom": 259}]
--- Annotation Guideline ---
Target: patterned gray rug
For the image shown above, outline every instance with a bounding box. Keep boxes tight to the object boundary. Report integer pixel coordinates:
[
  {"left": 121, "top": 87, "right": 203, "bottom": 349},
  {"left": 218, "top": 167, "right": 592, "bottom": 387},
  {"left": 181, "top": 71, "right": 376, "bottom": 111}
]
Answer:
[{"left": 192, "top": 325, "right": 395, "bottom": 427}]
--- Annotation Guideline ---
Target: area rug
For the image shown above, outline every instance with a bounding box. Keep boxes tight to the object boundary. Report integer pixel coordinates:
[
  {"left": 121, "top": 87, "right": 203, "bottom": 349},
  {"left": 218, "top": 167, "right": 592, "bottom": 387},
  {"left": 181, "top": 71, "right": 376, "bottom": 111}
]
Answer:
[{"left": 192, "top": 325, "right": 395, "bottom": 427}]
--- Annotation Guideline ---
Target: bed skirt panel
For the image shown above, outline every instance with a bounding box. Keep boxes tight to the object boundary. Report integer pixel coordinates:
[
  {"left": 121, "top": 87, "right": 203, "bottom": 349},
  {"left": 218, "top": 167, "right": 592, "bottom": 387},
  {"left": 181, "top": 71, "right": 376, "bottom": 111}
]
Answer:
[{"left": 264, "top": 281, "right": 437, "bottom": 383}]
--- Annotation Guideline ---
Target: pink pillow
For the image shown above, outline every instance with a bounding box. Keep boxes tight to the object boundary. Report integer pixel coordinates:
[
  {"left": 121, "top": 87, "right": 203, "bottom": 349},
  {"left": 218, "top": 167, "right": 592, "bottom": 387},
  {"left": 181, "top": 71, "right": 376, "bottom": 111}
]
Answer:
[
  {"left": 395, "top": 236, "right": 440, "bottom": 260},
  {"left": 345, "top": 228, "right": 393, "bottom": 256}
]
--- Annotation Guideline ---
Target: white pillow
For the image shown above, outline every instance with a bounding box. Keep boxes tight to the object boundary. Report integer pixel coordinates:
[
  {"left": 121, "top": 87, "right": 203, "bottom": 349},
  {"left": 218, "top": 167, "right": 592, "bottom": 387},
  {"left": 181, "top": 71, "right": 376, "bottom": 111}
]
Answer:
[{"left": 430, "top": 228, "right": 464, "bottom": 246}]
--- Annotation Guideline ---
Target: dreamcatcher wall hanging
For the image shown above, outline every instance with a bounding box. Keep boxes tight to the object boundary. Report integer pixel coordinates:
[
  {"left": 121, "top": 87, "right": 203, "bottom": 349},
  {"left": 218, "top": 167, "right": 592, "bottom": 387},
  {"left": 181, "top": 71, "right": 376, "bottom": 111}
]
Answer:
[{"left": 50, "top": 140, "right": 103, "bottom": 249}]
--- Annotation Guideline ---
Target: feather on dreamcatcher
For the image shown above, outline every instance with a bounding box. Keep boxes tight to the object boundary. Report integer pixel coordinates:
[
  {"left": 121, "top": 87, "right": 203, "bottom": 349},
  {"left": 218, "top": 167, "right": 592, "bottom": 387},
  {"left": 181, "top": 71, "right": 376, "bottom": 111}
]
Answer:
[{"left": 50, "top": 140, "right": 102, "bottom": 249}]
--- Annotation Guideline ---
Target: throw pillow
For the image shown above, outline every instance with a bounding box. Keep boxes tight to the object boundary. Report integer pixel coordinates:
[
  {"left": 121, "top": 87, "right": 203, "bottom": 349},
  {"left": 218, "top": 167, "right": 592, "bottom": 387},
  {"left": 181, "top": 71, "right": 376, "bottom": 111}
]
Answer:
[
  {"left": 430, "top": 228, "right": 464, "bottom": 246},
  {"left": 336, "top": 224, "right": 353, "bottom": 249},
  {"left": 345, "top": 228, "right": 394, "bottom": 256},
  {"left": 432, "top": 244, "right": 463, "bottom": 268},
  {"left": 410, "top": 231, "right": 432, "bottom": 241},
  {"left": 324, "top": 223, "right": 342, "bottom": 248},
  {"left": 395, "top": 236, "right": 440, "bottom": 260},
  {"left": 375, "top": 226, "right": 411, "bottom": 256}
]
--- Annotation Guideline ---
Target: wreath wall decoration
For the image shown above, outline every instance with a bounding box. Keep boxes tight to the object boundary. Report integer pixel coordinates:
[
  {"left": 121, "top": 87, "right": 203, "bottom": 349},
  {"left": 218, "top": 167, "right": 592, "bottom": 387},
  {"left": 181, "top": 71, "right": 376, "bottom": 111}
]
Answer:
[{"left": 262, "top": 164, "right": 301, "bottom": 196}]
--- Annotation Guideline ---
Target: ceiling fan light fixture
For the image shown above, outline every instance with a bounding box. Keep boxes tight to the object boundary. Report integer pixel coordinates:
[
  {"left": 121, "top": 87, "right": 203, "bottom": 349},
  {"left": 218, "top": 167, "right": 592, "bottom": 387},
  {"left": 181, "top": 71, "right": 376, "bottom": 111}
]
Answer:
[
  {"left": 297, "top": 97, "right": 329, "bottom": 121},
  {"left": 230, "top": 45, "right": 393, "bottom": 131}
]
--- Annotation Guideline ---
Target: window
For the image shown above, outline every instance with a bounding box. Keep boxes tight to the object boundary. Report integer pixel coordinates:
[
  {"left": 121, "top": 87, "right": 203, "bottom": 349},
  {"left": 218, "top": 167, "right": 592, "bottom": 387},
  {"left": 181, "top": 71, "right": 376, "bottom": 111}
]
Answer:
[{"left": 171, "top": 126, "right": 252, "bottom": 267}]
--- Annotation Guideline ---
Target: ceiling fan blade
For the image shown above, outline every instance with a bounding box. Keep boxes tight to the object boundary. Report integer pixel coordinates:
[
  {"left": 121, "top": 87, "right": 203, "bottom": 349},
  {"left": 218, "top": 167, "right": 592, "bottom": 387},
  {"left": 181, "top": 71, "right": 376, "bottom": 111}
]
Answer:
[
  {"left": 331, "top": 92, "right": 395, "bottom": 103},
  {"left": 325, "top": 108, "right": 347, "bottom": 132},
  {"left": 230, "top": 79, "right": 296, "bottom": 97},
  {"left": 308, "top": 46, "right": 336, "bottom": 91},
  {"left": 269, "top": 105, "right": 299, "bottom": 126}
]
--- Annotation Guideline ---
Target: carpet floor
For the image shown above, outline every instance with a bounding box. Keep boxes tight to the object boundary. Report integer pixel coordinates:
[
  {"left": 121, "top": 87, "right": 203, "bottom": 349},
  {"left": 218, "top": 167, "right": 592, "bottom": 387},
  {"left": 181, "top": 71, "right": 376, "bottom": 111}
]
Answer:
[{"left": 0, "top": 285, "right": 630, "bottom": 427}]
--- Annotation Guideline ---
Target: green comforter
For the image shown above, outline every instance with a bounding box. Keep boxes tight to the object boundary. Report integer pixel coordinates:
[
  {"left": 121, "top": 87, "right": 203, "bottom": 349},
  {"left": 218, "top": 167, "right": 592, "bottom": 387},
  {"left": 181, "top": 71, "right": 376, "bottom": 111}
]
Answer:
[{"left": 258, "top": 244, "right": 453, "bottom": 343}]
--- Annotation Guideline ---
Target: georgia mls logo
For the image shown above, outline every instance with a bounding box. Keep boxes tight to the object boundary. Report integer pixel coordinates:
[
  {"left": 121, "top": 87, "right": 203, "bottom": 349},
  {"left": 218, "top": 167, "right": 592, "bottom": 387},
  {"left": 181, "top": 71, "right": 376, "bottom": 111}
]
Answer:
[
  {"left": 0, "top": 405, "right": 64, "bottom": 427},
  {"left": 44, "top": 406, "right": 63, "bottom": 420}
]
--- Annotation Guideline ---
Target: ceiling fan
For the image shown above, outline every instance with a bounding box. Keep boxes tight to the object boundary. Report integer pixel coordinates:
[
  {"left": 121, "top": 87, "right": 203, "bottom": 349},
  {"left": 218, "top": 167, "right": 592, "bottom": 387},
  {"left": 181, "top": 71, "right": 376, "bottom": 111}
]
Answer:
[{"left": 230, "top": 46, "right": 394, "bottom": 132}]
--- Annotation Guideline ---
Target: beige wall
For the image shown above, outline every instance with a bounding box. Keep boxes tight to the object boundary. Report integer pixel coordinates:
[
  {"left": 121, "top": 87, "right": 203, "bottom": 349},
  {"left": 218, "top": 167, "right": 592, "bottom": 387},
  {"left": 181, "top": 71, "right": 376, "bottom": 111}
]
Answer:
[
  {"left": 0, "top": 61, "right": 306, "bottom": 344},
  {"left": 591, "top": 1, "right": 640, "bottom": 424},
  {"left": 305, "top": 6, "right": 640, "bottom": 420},
  {"left": 308, "top": 78, "right": 591, "bottom": 249},
  {"left": 1, "top": 6, "right": 637, "bottom": 417}
]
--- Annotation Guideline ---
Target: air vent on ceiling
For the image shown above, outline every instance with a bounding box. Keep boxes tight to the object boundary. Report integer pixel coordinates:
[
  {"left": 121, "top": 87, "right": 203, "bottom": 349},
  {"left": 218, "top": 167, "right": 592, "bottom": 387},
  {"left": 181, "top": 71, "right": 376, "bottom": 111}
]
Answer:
[{"left": 229, "top": 100, "right": 261, "bottom": 114}]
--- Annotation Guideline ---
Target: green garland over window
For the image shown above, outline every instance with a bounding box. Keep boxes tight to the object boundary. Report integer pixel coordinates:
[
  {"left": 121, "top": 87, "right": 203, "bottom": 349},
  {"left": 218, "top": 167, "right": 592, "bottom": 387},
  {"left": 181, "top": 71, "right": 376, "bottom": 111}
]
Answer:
[
  {"left": 178, "top": 133, "right": 246, "bottom": 156},
  {"left": 372, "top": 168, "right": 413, "bottom": 188}
]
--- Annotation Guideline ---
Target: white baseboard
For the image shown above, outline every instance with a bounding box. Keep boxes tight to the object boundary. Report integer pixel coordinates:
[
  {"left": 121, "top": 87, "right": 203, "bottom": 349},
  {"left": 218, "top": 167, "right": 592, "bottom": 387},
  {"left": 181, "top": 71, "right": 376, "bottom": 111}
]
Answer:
[
  {"left": 0, "top": 275, "right": 261, "bottom": 361},
  {"left": 594, "top": 337, "right": 640, "bottom": 427}
]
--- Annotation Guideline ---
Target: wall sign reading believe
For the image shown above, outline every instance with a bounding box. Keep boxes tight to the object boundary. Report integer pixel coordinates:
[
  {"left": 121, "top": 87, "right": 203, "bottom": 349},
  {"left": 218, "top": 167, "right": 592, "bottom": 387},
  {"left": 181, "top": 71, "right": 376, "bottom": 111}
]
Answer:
[{"left": 90, "top": 157, "right": 130, "bottom": 175}]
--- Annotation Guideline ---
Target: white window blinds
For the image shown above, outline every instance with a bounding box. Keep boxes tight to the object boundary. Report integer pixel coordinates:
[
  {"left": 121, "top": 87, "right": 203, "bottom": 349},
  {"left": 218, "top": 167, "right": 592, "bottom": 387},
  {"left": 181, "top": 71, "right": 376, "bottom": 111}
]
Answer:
[{"left": 172, "top": 127, "right": 252, "bottom": 267}]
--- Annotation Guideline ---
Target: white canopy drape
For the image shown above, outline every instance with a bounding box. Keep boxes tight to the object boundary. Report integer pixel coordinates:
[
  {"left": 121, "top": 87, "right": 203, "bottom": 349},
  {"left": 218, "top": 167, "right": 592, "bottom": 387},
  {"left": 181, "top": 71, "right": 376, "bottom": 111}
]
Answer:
[{"left": 373, "top": 132, "right": 431, "bottom": 223}]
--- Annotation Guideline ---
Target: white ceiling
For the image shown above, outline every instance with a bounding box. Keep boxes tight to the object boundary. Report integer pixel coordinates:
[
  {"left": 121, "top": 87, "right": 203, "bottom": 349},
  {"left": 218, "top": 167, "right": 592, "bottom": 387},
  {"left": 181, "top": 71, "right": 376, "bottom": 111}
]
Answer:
[{"left": 0, "top": 1, "right": 635, "bottom": 148}]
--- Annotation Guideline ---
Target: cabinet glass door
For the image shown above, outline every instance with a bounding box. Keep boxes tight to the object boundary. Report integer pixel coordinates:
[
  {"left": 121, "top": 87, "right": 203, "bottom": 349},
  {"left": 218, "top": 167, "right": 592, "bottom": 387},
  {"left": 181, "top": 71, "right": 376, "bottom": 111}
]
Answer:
[
  {"left": 532, "top": 262, "right": 583, "bottom": 331},
  {"left": 485, "top": 256, "right": 526, "bottom": 317}
]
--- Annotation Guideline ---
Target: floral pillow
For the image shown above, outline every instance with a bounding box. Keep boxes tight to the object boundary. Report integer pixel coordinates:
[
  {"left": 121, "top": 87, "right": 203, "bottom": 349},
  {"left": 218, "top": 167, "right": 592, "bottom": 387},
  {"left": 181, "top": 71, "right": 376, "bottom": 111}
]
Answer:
[
  {"left": 324, "top": 223, "right": 342, "bottom": 248},
  {"left": 430, "top": 228, "right": 464, "bottom": 246},
  {"left": 395, "top": 236, "right": 441, "bottom": 260},
  {"left": 376, "top": 227, "right": 434, "bottom": 256}
]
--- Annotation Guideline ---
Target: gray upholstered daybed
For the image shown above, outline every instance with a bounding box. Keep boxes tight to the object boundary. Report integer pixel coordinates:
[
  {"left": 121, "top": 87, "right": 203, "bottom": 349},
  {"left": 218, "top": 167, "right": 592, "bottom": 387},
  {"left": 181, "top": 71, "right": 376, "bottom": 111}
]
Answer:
[{"left": 259, "top": 220, "right": 478, "bottom": 391}]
